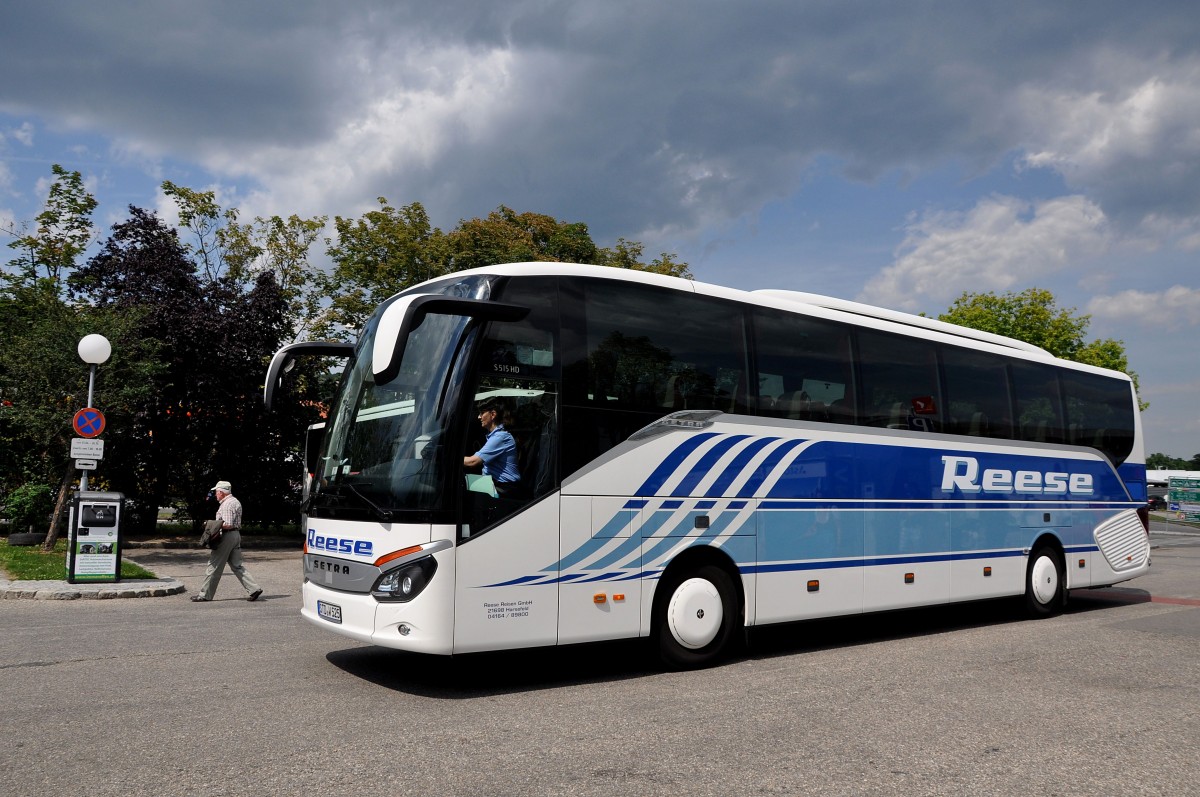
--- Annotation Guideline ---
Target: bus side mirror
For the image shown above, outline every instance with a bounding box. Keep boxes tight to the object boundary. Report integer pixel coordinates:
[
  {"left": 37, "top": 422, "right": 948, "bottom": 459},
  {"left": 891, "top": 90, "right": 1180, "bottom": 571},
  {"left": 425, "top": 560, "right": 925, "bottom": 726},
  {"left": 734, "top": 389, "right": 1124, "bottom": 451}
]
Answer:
[
  {"left": 263, "top": 341, "right": 355, "bottom": 409},
  {"left": 372, "top": 295, "right": 529, "bottom": 385}
]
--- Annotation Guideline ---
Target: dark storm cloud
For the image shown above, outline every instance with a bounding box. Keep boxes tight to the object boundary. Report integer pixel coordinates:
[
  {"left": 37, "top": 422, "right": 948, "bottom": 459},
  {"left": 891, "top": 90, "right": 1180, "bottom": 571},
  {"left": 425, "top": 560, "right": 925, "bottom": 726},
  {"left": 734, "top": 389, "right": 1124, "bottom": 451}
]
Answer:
[{"left": 3, "top": 1, "right": 1199, "bottom": 238}]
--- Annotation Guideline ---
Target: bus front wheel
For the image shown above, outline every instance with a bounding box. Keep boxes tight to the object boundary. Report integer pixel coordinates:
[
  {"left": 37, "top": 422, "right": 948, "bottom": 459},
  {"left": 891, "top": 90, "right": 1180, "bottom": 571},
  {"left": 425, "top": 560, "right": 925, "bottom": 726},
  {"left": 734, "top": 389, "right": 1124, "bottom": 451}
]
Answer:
[
  {"left": 655, "top": 564, "right": 738, "bottom": 669},
  {"left": 1024, "top": 545, "right": 1065, "bottom": 617}
]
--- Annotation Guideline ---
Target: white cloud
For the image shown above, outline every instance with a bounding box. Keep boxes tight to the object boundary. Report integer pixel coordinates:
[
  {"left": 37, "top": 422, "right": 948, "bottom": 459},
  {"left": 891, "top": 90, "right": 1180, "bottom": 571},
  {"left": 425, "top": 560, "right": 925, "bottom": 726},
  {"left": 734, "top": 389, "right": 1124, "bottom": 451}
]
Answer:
[
  {"left": 1015, "top": 56, "right": 1200, "bottom": 233},
  {"left": 11, "top": 121, "right": 34, "bottom": 146},
  {"left": 199, "top": 43, "right": 525, "bottom": 221},
  {"left": 858, "top": 195, "right": 1110, "bottom": 310},
  {"left": 1087, "top": 285, "right": 1200, "bottom": 327}
]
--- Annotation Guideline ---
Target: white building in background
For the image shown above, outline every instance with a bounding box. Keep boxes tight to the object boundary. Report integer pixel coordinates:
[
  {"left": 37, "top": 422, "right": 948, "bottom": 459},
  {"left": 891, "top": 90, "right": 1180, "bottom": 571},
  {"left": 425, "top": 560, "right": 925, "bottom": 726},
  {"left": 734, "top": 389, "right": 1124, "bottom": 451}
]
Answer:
[{"left": 1146, "top": 470, "right": 1200, "bottom": 487}]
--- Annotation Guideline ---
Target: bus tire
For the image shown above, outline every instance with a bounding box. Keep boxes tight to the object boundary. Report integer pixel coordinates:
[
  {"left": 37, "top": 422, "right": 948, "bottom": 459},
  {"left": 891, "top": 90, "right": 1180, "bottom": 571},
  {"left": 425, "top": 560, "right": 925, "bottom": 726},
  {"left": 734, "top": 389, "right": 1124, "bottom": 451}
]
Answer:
[
  {"left": 1024, "top": 544, "right": 1065, "bottom": 617},
  {"left": 655, "top": 564, "right": 738, "bottom": 669}
]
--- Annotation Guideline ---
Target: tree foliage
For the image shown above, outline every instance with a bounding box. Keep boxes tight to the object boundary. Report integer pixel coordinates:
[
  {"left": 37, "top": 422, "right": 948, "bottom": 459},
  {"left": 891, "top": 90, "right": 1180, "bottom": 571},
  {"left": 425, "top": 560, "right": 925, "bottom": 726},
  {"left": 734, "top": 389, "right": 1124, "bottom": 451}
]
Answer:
[
  {"left": 938, "top": 287, "right": 1145, "bottom": 409},
  {"left": 68, "top": 207, "right": 323, "bottom": 531},
  {"left": 5, "top": 165, "right": 97, "bottom": 283},
  {"left": 323, "top": 200, "right": 691, "bottom": 334},
  {"left": 1146, "top": 452, "right": 1200, "bottom": 470}
]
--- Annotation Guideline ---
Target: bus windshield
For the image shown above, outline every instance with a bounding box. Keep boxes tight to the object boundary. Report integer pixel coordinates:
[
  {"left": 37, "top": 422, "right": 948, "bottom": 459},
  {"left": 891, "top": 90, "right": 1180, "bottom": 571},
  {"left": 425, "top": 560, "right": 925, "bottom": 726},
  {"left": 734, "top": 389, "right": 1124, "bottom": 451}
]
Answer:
[{"left": 309, "top": 276, "right": 495, "bottom": 519}]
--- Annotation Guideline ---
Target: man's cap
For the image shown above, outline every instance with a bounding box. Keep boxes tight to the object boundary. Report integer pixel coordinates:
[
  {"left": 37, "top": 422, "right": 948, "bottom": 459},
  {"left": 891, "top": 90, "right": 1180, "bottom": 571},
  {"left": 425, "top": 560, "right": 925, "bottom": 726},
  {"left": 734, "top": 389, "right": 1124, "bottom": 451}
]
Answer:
[{"left": 211, "top": 480, "right": 232, "bottom": 493}]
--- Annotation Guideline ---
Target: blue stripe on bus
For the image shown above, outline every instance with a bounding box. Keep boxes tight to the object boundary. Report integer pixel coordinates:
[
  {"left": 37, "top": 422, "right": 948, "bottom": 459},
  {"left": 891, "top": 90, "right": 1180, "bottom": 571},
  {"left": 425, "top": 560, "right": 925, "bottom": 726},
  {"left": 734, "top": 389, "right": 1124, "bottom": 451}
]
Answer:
[
  {"left": 589, "top": 533, "right": 646, "bottom": 570},
  {"left": 544, "top": 532, "right": 614, "bottom": 573},
  {"left": 704, "top": 436, "right": 778, "bottom": 497},
  {"left": 735, "top": 438, "right": 808, "bottom": 496},
  {"left": 671, "top": 435, "right": 752, "bottom": 496},
  {"left": 635, "top": 432, "right": 721, "bottom": 495}
]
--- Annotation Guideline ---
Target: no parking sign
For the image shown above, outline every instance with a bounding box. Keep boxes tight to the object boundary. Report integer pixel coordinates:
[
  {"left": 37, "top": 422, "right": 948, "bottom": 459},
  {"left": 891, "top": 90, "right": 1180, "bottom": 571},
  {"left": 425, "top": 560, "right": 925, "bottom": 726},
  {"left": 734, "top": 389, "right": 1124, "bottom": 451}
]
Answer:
[{"left": 73, "top": 407, "right": 106, "bottom": 438}]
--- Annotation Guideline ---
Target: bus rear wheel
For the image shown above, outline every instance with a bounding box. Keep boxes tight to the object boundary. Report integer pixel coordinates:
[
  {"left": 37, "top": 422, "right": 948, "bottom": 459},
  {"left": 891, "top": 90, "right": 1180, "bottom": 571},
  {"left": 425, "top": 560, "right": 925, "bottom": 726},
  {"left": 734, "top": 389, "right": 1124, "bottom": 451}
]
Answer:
[
  {"left": 655, "top": 564, "right": 738, "bottom": 669},
  {"left": 1024, "top": 545, "right": 1065, "bottom": 617}
]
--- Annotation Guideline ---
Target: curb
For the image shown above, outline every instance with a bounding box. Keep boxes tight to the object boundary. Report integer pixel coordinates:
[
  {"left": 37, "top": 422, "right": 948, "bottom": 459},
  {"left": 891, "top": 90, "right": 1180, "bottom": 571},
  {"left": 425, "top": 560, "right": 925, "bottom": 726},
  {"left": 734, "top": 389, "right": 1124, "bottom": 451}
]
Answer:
[{"left": 0, "top": 577, "right": 186, "bottom": 600}]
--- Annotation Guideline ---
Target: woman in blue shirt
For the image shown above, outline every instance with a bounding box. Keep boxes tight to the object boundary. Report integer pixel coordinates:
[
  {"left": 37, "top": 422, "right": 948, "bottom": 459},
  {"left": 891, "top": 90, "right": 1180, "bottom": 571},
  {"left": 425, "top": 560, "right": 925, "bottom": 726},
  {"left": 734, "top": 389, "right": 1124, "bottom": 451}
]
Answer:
[{"left": 464, "top": 399, "right": 521, "bottom": 496}]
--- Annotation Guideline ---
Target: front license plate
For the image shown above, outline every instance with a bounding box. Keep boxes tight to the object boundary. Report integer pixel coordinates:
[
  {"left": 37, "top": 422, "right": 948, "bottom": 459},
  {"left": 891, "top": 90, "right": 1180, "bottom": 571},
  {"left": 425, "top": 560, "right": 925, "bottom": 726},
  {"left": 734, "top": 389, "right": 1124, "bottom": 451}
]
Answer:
[{"left": 317, "top": 600, "right": 342, "bottom": 624}]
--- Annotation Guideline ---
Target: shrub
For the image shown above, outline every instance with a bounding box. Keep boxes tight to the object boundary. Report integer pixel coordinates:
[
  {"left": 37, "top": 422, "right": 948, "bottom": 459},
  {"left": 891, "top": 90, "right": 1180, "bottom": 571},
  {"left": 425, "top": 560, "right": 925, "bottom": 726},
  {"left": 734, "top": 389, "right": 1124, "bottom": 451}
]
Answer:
[{"left": 4, "top": 483, "right": 54, "bottom": 532}]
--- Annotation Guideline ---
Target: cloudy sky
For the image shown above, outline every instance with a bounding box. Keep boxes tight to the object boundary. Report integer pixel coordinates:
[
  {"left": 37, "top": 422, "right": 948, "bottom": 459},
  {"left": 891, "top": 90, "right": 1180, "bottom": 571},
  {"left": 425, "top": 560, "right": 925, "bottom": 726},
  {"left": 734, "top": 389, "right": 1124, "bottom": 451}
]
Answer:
[{"left": 2, "top": 1, "right": 1198, "bottom": 458}]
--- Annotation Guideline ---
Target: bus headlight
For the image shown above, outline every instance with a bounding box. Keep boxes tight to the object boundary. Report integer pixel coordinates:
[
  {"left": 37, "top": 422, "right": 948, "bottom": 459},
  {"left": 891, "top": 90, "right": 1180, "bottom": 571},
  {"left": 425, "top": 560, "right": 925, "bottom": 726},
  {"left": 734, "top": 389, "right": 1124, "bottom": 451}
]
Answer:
[{"left": 372, "top": 556, "right": 437, "bottom": 602}]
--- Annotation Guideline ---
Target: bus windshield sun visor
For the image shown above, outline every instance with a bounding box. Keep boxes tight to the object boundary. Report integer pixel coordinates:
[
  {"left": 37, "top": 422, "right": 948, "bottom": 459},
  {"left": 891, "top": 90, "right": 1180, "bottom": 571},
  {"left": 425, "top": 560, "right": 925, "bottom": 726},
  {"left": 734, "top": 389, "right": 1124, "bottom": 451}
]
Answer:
[
  {"left": 263, "top": 341, "right": 355, "bottom": 409},
  {"left": 372, "top": 294, "right": 530, "bottom": 385}
]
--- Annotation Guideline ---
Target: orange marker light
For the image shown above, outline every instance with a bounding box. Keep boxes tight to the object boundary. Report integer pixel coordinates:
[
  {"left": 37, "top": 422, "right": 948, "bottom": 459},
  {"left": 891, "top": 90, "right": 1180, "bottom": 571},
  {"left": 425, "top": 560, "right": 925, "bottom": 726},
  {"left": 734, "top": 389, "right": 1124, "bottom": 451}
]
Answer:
[
  {"left": 593, "top": 593, "right": 607, "bottom": 604},
  {"left": 983, "top": 567, "right": 992, "bottom": 577},
  {"left": 807, "top": 580, "right": 820, "bottom": 592},
  {"left": 1079, "top": 559, "right": 1087, "bottom": 568},
  {"left": 374, "top": 545, "right": 423, "bottom": 568},
  {"left": 612, "top": 593, "right": 625, "bottom": 601},
  {"left": 904, "top": 573, "right": 915, "bottom": 584}
]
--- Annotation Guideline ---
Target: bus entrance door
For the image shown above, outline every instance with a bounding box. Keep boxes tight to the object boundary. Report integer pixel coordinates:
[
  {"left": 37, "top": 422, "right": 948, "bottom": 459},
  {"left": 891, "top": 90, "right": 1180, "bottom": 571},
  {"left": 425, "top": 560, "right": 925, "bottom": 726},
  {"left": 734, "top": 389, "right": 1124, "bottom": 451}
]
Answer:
[{"left": 453, "top": 496, "right": 560, "bottom": 653}]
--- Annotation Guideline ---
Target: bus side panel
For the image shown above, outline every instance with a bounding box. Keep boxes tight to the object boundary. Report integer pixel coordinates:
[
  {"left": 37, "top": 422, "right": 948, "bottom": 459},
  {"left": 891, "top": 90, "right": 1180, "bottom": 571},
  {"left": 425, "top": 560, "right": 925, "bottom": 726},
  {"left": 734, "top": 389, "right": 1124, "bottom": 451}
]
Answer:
[
  {"left": 950, "top": 507, "right": 1040, "bottom": 601},
  {"left": 557, "top": 495, "right": 643, "bottom": 644},
  {"left": 453, "top": 497, "right": 560, "bottom": 654},
  {"left": 863, "top": 509, "right": 951, "bottom": 611},
  {"left": 754, "top": 504, "right": 864, "bottom": 623}
]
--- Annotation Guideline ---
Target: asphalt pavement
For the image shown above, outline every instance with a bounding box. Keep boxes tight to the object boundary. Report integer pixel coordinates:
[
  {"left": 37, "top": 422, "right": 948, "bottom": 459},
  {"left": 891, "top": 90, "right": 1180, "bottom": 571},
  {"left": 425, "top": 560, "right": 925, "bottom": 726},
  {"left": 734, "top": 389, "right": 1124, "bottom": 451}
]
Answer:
[{"left": 1, "top": 526, "right": 1197, "bottom": 797}]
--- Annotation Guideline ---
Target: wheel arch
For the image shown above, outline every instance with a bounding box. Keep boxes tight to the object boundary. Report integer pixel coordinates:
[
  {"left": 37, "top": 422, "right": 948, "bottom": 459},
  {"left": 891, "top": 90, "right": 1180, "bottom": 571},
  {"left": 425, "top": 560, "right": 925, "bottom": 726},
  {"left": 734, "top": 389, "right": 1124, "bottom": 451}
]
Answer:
[
  {"left": 650, "top": 544, "right": 746, "bottom": 631},
  {"left": 1028, "top": 531, "right": 1066, "bottom": 562}
]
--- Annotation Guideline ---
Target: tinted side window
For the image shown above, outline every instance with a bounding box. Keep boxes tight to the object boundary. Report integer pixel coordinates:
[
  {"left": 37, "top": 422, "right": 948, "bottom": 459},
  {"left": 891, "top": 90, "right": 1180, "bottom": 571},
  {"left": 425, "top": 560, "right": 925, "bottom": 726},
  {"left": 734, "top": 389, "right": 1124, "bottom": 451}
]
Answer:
[
  {"left": 753, "top": 309, "right": 855, "bottom": 424},
  {"left": 1060, "top": 370, "right": 1135, "bottom": 464},
  {"left": 579, "top": 281, "right": 747, "bottom": 414},
  {"left": 857, "top": 330, "right": 941, "bottom": 431},
  {"left": 1011, "top": 361, "right": 1066, "bottom": 445},
  {"left": 941, "top": 347, "right": 1014, "bottom": 438},
  {"left": 559, "top": 279, "right": 748, "bottom": 478}
]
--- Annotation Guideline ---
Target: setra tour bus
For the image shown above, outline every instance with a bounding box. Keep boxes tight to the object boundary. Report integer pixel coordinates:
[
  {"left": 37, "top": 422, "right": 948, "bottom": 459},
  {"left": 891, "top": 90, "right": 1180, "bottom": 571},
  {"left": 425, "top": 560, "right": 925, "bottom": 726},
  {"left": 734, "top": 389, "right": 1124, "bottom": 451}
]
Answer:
[{"left": 264, "top": 263, "right": 1150, "bottom": 667}]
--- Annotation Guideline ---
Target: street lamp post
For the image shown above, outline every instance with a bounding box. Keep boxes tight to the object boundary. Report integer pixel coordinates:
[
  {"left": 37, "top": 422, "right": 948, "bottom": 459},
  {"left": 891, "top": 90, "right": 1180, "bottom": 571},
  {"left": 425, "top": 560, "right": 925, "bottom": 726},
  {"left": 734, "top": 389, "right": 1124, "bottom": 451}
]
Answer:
[{"left": 77, "top": 334, "right": 111, "bottom": 491}]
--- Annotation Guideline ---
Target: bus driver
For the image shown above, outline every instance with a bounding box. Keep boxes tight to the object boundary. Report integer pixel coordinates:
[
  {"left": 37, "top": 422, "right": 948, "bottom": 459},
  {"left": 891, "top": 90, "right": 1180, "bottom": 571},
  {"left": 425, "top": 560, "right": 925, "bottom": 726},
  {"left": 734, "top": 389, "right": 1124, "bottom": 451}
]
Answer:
[{"left": 464, "top": 398, "right": 521, "bottom": 498}]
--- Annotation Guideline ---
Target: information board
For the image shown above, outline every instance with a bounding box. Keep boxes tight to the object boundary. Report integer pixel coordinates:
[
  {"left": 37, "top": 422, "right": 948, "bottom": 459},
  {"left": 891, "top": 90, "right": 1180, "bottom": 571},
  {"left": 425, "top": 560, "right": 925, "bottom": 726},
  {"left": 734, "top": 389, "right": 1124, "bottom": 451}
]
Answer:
[{"left": 1167, "top": 476, "right": 1200, "bottom": 522}]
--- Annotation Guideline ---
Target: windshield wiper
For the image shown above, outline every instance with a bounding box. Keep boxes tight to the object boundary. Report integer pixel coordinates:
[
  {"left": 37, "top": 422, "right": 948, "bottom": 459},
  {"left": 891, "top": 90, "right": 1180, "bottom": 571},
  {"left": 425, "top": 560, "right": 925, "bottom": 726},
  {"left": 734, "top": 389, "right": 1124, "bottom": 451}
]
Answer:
[{"left": 341, "top": 483, "right": 395, "bottom": 522}]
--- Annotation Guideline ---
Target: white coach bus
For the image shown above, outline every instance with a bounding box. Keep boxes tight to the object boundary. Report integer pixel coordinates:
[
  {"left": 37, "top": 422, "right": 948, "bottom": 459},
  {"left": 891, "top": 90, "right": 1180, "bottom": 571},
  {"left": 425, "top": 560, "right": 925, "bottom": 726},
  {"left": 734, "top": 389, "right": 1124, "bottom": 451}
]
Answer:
[{"left": 265, "top": 264, "right": 1150, "bottom": 667}]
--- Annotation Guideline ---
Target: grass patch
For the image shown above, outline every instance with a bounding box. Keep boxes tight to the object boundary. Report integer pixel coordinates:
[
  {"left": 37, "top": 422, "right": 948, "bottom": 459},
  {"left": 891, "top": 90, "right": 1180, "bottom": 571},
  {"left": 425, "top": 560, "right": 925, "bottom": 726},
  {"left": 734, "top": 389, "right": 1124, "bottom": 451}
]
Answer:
[{"left": 0, "top": 539, "right": 156, "bottom": 581}]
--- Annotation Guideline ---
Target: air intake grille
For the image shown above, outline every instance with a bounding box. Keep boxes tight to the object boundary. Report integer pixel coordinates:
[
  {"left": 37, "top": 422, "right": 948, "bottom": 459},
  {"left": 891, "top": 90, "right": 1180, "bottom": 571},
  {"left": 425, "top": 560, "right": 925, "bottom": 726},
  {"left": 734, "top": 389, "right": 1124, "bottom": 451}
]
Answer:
[{"left": 1094, "top": 511, "right": 1150, "bottom": 572}]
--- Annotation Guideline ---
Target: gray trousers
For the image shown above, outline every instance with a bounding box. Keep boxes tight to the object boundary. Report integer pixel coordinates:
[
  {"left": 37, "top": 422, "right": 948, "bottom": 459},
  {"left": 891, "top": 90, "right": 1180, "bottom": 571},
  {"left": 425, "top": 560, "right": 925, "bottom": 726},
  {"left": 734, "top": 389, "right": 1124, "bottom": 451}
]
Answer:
[{"left": 197, "top": 528, "right": 262, "bottom": 599}]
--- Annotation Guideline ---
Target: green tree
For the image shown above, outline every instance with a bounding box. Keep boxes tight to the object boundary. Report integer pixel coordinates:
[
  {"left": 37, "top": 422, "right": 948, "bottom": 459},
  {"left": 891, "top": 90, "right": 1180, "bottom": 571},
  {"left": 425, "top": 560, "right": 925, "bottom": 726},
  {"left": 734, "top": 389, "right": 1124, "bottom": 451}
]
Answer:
[
  {"left": 68, "top": 207, "right": 204, "bottom": 530},
  {"left": 323, "top": 200, "right": 692, "bottom": 334},
  {"left": 321, "top": 199, "right": 449, "bottom": 336},
  {"left": 70, "top": 206, "right": 323, "bottom": 531},
  {"left": 237, "top": 214, "right": 327, "bottom": 336},
  {"left": 4, "top": 164, "right": 97, "bottom": 284},
  {"left": 1146, "top": 452, "right": 1189, "bottom": 469},
  {"left": 938, "top": 287, "right": 1145, "bottom": 409},
  {"left": 1, "top": 165, "right": 106, "bottom": 544},
  {"left": 595, "top": 237, "right": 692, "bottom": 279},
  {"left": 445, "top": 205, "right": 598, "bottom": 270},
  {"left": 161, "top": 180, "right": 234, "bottom": 283},
  {"left": 163, "top": 181, "right": 326, "bottom": 337}
]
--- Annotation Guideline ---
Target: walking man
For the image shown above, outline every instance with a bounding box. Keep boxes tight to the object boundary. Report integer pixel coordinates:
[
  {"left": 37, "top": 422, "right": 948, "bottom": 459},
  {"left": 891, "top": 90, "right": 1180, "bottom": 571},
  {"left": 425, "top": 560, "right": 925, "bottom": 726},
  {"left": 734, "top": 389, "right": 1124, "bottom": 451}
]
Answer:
[{"left": 191, "top": 480, "right": 263, "bottom": 602}]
